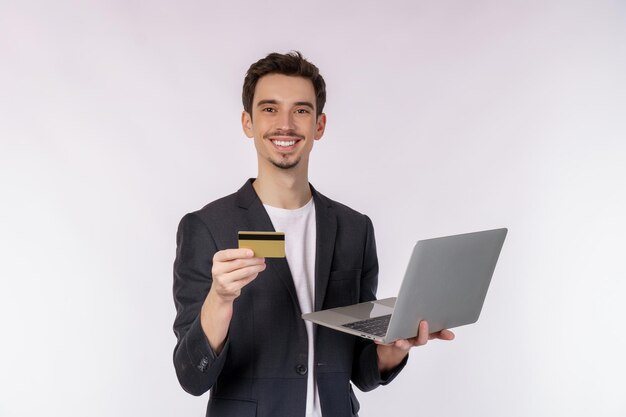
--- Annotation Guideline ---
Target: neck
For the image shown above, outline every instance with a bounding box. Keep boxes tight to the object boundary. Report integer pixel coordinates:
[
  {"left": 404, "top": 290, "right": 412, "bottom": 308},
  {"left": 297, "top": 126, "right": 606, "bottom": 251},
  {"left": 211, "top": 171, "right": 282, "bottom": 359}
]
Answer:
[{"left": 253, "top": 165, "right": 312, "bottom": 209}]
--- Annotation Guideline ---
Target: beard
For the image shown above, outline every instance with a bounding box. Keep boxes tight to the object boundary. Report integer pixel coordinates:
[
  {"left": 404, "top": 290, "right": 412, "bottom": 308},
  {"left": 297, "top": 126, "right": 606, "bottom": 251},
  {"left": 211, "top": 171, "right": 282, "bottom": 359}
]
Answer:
[{"left": 270, "top": 155, "right": 301, "bottom": 170}]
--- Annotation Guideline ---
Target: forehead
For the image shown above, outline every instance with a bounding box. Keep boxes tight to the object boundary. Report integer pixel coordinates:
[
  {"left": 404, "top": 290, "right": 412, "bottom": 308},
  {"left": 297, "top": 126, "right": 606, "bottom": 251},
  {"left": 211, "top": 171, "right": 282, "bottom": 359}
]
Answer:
[{"left": 253, "top": 74, "right": 316, "bottom": 105}]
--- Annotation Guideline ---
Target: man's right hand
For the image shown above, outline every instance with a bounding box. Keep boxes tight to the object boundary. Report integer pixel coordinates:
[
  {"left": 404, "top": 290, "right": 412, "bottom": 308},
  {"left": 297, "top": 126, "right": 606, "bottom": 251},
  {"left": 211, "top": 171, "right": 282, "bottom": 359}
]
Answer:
[
  {"left": 210, "top": 248, "right": 266, "bottom": 302},
  {"left": 200, "top": 249, "right": 266, "bottom": 353}
]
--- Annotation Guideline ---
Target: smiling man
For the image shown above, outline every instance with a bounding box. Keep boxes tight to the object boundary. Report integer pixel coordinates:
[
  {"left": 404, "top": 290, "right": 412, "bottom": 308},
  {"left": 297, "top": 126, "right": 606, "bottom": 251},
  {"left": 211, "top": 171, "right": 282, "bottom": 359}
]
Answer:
[{"left": 173, "top": 51, "right": 454, "bottom": 417}]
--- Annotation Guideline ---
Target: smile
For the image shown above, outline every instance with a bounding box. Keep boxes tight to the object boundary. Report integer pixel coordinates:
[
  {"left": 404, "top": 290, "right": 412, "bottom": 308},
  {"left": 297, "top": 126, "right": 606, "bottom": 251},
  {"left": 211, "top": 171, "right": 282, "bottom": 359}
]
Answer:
[{"left": 271, "top": 139, "right": 297, "bottom": 147}]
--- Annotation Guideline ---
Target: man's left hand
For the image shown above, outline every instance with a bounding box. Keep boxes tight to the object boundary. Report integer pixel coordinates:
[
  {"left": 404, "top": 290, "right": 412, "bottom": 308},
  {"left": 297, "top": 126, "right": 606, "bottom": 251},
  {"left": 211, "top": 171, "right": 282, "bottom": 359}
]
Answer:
[{"left": 376, "top": 320, "right": 455, "bottom": 373}]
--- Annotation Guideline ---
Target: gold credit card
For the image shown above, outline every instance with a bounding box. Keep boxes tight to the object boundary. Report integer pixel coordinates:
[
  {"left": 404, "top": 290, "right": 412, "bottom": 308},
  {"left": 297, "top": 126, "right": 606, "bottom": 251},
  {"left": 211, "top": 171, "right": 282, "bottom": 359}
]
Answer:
[{"left": 238, "top": 231, "right": 285, "bottom": 258}]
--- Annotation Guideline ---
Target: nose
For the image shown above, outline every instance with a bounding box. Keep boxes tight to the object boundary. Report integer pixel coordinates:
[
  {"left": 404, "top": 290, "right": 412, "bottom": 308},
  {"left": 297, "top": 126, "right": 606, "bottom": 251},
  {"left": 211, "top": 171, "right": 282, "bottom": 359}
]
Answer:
[{"left": 276, "top": 110, "right": 295, "bottom": 131}]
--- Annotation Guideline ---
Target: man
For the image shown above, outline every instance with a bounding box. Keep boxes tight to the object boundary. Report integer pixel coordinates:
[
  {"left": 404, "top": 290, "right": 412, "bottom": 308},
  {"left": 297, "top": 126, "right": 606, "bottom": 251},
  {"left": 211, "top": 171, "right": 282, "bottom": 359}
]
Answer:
[{"left": 173, "top": 51, "right": 454, "bottom": 417}]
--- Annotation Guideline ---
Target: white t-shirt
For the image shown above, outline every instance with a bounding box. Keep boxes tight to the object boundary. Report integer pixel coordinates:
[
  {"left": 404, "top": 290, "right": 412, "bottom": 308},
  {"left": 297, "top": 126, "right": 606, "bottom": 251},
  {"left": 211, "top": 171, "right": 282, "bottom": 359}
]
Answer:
[{"left": 264, "top": 198, "right": 320, "bottom": 417}]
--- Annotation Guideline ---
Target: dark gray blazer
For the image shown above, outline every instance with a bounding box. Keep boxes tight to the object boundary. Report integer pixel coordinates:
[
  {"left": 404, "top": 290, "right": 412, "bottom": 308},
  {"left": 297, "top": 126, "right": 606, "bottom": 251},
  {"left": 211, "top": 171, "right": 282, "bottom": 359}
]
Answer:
[{"left": 173, "top": 179, "right": 406, "bottom": 417}]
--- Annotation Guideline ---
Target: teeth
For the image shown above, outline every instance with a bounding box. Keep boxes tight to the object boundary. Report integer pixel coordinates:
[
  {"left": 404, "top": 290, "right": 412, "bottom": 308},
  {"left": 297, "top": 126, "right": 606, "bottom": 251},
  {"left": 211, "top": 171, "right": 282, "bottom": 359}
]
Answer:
[{"left": 273, "top": 140, "right": 296, "bottom": 147}]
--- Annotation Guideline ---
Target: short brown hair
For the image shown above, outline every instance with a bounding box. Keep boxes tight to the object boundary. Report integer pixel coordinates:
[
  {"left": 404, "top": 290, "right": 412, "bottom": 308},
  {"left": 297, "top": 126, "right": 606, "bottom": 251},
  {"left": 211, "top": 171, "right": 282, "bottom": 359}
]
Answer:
[{"left": 242, "top": 51, "right": 326, "bottom": 118}]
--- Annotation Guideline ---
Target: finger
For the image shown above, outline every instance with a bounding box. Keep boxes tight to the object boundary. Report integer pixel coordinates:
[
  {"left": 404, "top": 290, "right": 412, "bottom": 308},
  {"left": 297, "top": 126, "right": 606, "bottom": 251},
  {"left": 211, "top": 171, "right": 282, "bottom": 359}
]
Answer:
[
  {"left": 216, "top": 270, "right": 263, "bottom": 298},
  {"left": 439, "top": 329, "right": 455, "bottom": 340},
  {"left": 218, "top": 263, "right": 266, "bottom": 284},
  {"left": 428, "top": 329, "right": 455, "bottom": 340},
  {"left": 416, "top": 321, "right": 429, "bottom": 345},
  {"left": 214, "top": 248, "right": 256, "bottom": 262},
  {"left": 213, "top": 256, "right": 266, "bottom": 276},
  {"left": 226, "top": 271, "right": 260, "bottom": 292},
  {"left": 393, "top": 339, "right": 412, "bottom": 351},
  {"left": 211, "top": 254, "right": 265, "bottom": 281}
]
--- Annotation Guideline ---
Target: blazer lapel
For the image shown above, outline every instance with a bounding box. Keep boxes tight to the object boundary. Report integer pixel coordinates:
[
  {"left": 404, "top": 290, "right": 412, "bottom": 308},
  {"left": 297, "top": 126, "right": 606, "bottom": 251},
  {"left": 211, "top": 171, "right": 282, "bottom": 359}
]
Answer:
[
  {"left": 311, "top": 185, "right": 337, "bottom": 312},
  {"left": 236, "top": 179, "right": 301, "bottom": 313}
]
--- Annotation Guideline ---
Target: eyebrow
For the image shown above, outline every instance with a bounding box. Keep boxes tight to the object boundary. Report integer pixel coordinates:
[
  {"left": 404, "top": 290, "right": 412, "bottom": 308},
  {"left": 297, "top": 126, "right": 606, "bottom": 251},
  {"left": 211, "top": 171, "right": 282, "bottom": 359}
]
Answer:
[{"left": 256, "top": 99, "right": 315, "bottom": 110}]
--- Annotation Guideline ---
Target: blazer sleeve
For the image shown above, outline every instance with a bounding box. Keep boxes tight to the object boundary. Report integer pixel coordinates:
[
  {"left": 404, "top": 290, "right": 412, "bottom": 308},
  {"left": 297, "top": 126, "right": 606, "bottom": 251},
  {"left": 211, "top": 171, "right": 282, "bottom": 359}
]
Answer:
[
  {"left": 172, "top": 213, "right": 229, "bottom": 396},
  {"left": 350, "top": 215, "right": 408, "bottom": 392}
]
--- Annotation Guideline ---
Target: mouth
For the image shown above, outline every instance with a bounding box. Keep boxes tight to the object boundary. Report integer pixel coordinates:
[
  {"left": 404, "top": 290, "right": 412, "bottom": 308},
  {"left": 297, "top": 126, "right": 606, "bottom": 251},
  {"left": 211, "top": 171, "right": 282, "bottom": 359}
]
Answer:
[
  {"left": 272, "top": 139, "right": 297, "bottom": 146},
  {"left": 268, "top": 136, "right": 302, "bottom": 151}
]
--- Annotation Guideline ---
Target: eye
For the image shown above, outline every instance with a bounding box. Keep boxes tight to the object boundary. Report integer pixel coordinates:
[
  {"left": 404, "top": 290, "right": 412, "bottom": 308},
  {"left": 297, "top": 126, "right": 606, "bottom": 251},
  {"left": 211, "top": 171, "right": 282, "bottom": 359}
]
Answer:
[
  {"left": 296, "top": 108, "right": 310, "bottom": 114},
  {"left": 262, "top": 107, "right": 276, "bottom": 113}
]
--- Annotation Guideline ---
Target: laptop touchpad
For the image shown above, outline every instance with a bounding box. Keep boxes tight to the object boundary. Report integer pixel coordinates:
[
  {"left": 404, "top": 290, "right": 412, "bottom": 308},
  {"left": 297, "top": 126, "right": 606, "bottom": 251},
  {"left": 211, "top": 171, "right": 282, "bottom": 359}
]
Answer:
[{"left": 338, "top": 300, "right": 395, "bottom": 321}]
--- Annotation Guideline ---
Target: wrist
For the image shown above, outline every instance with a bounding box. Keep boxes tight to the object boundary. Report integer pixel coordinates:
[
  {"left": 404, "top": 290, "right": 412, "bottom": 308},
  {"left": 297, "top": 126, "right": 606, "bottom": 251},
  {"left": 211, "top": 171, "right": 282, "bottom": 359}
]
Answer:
[
  {"left": 201, "top": 290, "right": 234, "bottom": 353},
  {"left": 207, "top": 287, "right": 235, "bottom": 307},
  {"left": 376, "top": 344, "right": 408, "bottom": 373}
]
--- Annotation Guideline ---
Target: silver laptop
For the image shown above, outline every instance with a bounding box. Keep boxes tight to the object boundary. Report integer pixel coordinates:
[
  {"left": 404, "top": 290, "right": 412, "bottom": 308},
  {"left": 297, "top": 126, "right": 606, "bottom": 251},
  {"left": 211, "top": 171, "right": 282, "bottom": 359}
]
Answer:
[{"left": 302, "top": 228, "right": 507, "bottom": 343}]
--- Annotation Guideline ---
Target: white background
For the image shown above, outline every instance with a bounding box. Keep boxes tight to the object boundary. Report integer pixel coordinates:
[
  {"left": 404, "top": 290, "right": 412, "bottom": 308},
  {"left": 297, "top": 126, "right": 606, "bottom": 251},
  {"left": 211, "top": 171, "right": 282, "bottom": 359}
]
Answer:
[{"left": 1, "top": 0, "right": 625, "bottom": 416}]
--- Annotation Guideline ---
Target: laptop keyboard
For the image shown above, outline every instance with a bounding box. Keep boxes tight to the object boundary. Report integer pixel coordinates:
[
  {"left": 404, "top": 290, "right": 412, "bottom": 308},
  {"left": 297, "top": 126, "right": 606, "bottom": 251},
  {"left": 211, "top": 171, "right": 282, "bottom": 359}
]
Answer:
[{"left": 342, "top": 314, "right": 392, "bottom": 337}]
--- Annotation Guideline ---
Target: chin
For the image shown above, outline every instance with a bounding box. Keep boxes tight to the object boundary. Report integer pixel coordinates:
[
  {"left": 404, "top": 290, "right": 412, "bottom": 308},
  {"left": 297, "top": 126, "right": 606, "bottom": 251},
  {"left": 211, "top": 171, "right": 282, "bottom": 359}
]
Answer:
[{"left": 271, "top": 158, "right": 300, "bottom": 170}]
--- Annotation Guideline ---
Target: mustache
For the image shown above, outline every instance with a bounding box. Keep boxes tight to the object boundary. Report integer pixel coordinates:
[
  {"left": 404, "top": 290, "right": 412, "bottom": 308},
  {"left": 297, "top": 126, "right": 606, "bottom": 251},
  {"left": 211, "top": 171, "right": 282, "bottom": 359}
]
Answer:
[{"left": 263, "top": 130, "right": 305, "bottom": 140}]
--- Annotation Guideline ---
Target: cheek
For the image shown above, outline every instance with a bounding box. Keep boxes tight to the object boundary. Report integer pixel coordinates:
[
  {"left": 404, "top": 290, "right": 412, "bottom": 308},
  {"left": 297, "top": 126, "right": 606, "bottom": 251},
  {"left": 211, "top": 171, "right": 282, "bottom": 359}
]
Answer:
[
  {"left": 252, "top": 123, "right": 268, "bottom": 138},
  {"left": 297, "top": 120, "right": 317, "bottom": 134}
]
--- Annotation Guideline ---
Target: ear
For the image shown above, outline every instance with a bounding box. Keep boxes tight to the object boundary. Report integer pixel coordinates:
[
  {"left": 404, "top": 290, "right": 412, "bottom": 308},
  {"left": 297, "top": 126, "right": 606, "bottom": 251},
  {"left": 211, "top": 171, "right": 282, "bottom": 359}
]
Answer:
[
  {"left": 314, "top": 113, "right": 327, "bottom": 141},
  {"left": 241, "top": 111, "right": 254, "bottom": 138}
]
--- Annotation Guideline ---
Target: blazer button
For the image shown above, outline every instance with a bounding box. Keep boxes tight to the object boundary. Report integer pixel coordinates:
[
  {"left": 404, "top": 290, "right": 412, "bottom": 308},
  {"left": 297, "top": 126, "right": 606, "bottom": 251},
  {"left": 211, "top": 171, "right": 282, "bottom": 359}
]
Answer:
[
  {"left": 197, "top": 356, "right": 209, "bottom": 372},
  {"left": 295, "top": 364, "right": 307, "bottom": 375}
]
